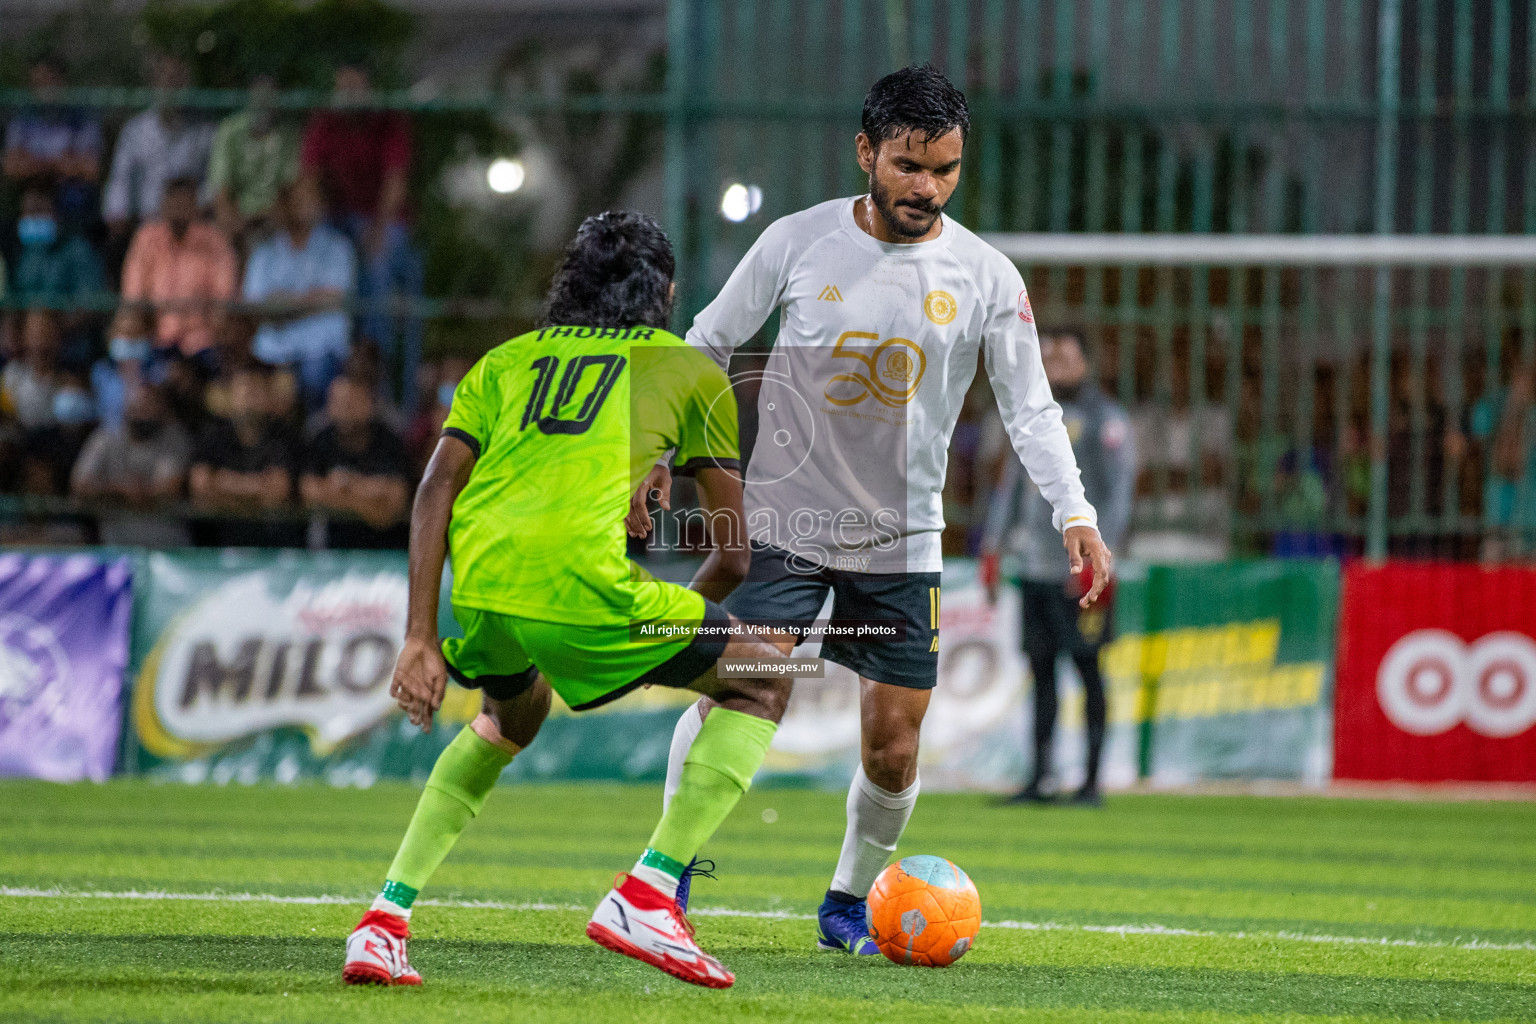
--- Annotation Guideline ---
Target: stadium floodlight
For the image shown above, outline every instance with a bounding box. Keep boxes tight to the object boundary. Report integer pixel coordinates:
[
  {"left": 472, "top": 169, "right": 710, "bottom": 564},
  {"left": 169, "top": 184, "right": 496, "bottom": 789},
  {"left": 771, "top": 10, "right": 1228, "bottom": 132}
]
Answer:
[
  {"left": 487, "top": 158, "right": 526, "bottom": 195},
  {"left": 720, "top": 183, "right": 763, "bottom": 223}
]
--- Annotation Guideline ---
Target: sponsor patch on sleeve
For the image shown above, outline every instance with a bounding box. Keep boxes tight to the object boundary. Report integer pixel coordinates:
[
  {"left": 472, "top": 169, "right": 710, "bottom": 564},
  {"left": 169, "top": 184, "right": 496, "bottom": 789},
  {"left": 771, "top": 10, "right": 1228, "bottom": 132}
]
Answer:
[{"left": 1017, "top": 288, "right": 1034, "bottom": 323}]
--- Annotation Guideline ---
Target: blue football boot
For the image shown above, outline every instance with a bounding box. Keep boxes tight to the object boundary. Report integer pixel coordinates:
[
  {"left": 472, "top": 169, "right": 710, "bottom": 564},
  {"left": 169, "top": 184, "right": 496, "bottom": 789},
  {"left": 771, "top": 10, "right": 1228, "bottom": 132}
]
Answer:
[
  {"left": 673, "top": 857, "right": 716, "bottom": 912},
  {"left": 816, "top": 891, "right": 879, "bottom": 954}
]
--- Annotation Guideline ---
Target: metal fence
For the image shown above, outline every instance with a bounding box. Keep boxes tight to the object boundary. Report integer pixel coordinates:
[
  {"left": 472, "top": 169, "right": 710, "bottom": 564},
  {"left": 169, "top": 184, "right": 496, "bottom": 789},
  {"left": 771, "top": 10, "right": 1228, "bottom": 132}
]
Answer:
[
  {"left": 2, "top": 0, "right": 1533, "bottom": 556},
  {"left": 665, "top": 0, "right": 1536, "bottom": 558},
  {"left": 667, "top": 0, "right": 1534, "bottom": 288},
  {"left": 994, "top": 236, "right": 1536, "bottom": 559}
]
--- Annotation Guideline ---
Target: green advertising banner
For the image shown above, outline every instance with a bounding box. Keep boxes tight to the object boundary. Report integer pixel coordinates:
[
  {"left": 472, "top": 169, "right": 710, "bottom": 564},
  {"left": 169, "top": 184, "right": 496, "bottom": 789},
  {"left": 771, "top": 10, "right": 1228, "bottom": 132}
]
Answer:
[
  {"left": 1103, "top": 560, "right": 1340, "bottom": 784},
  {"left": 121, "top": 550, "right": 1337, "bottom": 789},
  {"left": 926, "top": 557, "right": 1340, "bottom": 793}
]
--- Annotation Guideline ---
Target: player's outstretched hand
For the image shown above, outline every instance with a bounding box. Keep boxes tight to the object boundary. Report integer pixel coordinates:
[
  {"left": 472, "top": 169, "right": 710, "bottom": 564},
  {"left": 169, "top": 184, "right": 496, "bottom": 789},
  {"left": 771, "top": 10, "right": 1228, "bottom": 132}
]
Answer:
[
  {"left": 391, "top": 636, "right": 448, "bottom": 733},
  {"left": 1064, "top": 525, "right": 1112, "bottom": 608},
  {"left": 625, "top": 462, "right": 672, "bottom": 537}
]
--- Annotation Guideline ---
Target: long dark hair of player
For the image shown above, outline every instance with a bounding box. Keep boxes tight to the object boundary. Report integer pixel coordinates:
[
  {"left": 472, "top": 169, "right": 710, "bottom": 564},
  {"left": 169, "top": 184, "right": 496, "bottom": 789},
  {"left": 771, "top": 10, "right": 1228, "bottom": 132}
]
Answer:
[{"left": 543, "top": 210, "right": 676, "bottom": 330}]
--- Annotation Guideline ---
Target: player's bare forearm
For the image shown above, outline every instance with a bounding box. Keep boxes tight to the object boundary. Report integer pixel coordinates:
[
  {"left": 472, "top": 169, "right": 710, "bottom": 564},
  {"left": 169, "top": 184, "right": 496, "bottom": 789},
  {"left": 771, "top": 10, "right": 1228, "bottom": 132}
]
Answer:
[
  {"left": 394, "top": 437, "right": 475, "bottom": 730},
  {"left": 689, "top": 466, "right": 749, "bottom": 600},
  {"left": 405, "top": 437, "right": 475, "bottom": 641},
  {"left": 689, "top": 550, "right": 742, "bottom": 603}
]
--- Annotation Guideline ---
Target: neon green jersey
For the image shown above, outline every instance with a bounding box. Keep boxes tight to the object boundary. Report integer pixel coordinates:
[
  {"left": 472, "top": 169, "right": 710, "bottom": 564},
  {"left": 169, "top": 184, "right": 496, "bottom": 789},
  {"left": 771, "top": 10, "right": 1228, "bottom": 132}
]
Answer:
[{"left": 442, "top": 325, "right": 739, "bottom": 624}]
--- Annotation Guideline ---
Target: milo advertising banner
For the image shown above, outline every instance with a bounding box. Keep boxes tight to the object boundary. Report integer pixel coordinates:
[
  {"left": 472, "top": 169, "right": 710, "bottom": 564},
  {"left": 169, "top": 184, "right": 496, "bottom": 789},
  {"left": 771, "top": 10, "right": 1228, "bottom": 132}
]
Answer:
[
  {"left": 126, "top": 550, "right": 440, "bottom": 783},
  {"left": 124, "top": 549, "right": 1336, "bottom": 788},
  {"left": 121, "top": 548, "right": 1063, "bottom": 789},
  {"left": 123, "top": 549, "right": 740, "bottom": 784}
]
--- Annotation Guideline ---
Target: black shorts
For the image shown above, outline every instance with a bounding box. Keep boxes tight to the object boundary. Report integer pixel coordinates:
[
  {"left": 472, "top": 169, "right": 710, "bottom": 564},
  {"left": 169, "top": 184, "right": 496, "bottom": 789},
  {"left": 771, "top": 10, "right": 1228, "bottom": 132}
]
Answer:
[
  {"left": 725, "top": 543, "right": 940, "bottom": 689},
  {"left": 1019, "top": 578, "right": 1116, "bottom": 663}
]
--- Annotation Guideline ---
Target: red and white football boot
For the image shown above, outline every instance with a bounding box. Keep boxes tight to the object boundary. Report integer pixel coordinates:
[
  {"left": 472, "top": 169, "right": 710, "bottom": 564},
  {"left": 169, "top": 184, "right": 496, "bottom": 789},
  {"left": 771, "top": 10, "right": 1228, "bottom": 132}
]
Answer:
[
  {"left": 585, "top": 874, "right": 735, "bottom": 989},
  {"left": 343, "top": 910, "right": 423, "bottom": 986}
]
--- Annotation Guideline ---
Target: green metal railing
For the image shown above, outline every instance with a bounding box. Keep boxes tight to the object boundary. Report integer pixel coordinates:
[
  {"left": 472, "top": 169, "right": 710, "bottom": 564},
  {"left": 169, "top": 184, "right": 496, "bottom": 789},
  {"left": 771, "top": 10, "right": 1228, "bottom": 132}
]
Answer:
[
  {"left": 2, "top": 0, "right": 1532, "bottom": 556},
  {"left": 1000, "top": 242, "right": 1536, "bottom": 558},
  {"left": 660, "top": 0, "right": 1536, "bottom": 558}
]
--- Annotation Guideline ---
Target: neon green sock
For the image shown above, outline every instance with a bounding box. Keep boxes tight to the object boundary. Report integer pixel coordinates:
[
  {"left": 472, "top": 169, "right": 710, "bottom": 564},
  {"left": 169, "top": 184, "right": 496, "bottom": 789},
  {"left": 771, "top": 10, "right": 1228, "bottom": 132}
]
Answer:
[
  {"left": 646, "top": 707, "right": 777, "bottom": 866},
  {"left": 383, "top": 726, "right": 513, "bottom": 895}
]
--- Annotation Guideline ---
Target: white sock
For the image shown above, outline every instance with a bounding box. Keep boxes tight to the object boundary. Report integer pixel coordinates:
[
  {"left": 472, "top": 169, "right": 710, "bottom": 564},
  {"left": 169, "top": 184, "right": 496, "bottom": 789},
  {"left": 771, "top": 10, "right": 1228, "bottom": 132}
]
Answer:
[
  {"left": 830, "top": 765, "right": 920, "bottom": 898},
  {"left": 631, "top": 862, "right": 680, "bottom": 896},
  {"left": 662, "top": 699, "right": 707, "bottom": 813},
  {"left": 369, "top": 895, "right": 412, "bottom": 920}
]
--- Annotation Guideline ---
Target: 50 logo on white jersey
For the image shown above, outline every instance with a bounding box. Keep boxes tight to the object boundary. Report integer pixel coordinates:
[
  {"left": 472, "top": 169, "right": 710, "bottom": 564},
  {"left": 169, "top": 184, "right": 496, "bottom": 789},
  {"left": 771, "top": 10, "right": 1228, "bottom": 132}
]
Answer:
[
  {"left": 1376, "top": 630, "right": 1536, "bottom": 738},
  {"left": 823, "top": 331, "right": 927, "bottom": 409}
]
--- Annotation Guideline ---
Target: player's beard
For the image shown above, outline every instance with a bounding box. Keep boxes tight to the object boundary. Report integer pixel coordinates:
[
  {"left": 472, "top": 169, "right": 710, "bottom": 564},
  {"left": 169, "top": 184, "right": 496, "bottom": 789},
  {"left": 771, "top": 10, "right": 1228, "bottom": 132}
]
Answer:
[{"left": 868, "top": 175, "right": 946, "bottom": 239}]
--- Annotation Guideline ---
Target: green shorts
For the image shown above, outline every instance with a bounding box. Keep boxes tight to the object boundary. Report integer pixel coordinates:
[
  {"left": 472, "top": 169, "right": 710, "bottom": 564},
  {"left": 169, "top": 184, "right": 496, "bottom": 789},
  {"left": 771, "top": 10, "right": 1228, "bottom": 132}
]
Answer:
[{"left": 441, "top": 591, "right": 731, "bottom": 711}]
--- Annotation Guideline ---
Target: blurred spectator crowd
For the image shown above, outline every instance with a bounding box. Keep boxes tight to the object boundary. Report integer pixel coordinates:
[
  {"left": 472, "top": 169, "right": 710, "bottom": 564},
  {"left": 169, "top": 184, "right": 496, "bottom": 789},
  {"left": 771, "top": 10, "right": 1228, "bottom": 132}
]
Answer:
[
  {"left": 2, "top": 53, "right": 1531, "bottom": 562},
  {"left": 941, "top": 331, "right": 1536, "bottom": 564},
  {"left": 0, "top": 52, "right": 445, "bottom": 549}
]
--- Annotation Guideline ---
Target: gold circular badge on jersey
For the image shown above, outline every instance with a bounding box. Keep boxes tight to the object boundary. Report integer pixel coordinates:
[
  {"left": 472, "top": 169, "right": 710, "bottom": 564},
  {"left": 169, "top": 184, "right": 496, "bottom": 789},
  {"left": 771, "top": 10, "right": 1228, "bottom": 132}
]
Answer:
[{"left": 924, "top": 290, "right": 957, "bottom": 325}]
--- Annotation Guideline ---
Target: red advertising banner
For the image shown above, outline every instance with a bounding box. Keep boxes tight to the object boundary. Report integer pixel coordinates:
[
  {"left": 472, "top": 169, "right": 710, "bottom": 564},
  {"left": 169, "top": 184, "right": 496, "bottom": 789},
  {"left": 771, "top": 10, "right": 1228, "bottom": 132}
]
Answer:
[{"left": 1334, "top": 562, "right": 1536, "bottom": 782}]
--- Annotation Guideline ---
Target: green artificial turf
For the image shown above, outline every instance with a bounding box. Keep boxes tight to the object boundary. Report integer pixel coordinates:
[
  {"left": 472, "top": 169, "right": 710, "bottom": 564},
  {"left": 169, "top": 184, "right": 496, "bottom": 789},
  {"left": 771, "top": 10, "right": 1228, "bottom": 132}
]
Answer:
[{"left": 1, "top": 779, "right": 1532, "bottom": 1022}]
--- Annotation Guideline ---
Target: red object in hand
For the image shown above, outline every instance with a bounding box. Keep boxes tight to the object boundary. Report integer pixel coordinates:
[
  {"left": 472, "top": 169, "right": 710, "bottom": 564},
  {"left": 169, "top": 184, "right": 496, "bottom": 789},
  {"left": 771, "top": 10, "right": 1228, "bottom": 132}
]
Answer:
[
  {"left": 1073, "top": 565, "right": 1113, "bottom": 605},
  {"left": 979, "top": 553, "right": 1000, "bottom": 590}
]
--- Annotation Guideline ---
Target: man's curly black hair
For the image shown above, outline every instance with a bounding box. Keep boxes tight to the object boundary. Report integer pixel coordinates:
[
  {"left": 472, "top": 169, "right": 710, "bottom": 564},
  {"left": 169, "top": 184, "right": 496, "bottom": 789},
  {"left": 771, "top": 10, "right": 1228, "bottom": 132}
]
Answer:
[
  {"left": 862, "top": 63, "right": 970, "bottom": 148},
  {"left": 543, "top": 210, "right": 675, "bottom": 330}
]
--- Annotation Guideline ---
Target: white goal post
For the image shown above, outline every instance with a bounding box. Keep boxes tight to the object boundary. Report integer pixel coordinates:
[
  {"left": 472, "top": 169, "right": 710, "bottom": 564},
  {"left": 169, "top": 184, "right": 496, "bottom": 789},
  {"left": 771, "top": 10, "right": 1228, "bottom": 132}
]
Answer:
[
  {"left": 974, "top": 232, "right": 1536, "bottom": 558},
  {"left": 981, "top": 234, "right": 1536, "bottom": 267}
]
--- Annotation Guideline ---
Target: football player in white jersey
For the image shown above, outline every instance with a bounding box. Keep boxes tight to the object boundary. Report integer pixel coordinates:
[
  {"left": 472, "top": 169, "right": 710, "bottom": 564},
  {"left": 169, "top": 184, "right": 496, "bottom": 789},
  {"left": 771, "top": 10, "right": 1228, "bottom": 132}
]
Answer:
[{"left": 634, "top": 64, "right": 1112, "bottom": 952}]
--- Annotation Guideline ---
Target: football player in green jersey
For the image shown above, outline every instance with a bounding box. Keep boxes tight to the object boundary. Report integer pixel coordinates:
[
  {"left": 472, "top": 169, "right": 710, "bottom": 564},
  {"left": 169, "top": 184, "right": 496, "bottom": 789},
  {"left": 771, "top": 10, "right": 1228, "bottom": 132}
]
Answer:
[{"left": 343, "top": 211, "right": 793, "bottom": 990}]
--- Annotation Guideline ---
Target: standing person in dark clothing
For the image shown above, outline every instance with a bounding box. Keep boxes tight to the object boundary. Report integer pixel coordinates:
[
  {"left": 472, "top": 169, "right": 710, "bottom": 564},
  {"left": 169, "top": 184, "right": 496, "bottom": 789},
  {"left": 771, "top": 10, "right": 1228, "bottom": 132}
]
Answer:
[
  {"left": 188, "top": 363, "right": 301, "bottom": 547},
  {"left": 982, "top": 327, "right": 1136, "bottom": 806},
  {"left": 300, "top": 374, "right": 411, "bottom": 549}
]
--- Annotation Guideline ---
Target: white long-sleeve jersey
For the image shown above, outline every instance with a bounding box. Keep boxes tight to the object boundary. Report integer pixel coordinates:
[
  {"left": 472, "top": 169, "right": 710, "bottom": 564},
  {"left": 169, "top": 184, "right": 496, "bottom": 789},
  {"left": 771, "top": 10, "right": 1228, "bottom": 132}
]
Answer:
[{"left": 687, "top": 196, "right": 1097, "bottom": 573}]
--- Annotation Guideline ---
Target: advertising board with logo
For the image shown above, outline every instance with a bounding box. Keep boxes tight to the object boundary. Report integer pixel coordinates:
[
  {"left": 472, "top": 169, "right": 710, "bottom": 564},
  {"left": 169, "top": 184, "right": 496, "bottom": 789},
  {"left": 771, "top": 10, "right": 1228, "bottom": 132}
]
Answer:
[
  {"left": 0, "top": 553, "right": 133, "bottom": 782},
  {"left": 767, "top": 559, "right": 1337, "bottom": 790},
  {"left": 117, "top": 549, "right": 1339, "bottom": 789},
  {"left": 1334, "top": 562, "right": 1536, "bottom": 782},
  {"left": 122, "top": 549, "right": 1067, "bottom": 789},
  {"left": 120, "top": 550, "right": 753, "bottom": 786},
  {"left": 1111, "top": 560, "right": 1338, "bottom": 785},
  {"left": 763, "top": 562, "right": 1143, "bottom": 791},
  {"left": 126, "top": 550, "right": 480, "bottom": 784}
]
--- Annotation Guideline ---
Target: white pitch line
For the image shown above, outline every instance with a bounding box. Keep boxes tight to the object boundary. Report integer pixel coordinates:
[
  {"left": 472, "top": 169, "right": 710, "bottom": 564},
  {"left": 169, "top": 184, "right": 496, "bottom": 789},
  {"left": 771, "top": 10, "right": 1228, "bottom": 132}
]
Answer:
[
  {"left": 984, "top": 918, "right": 1536, "bottom": 951},
  {"left": 0, "top": 887, "right": 585, "bottom": 912},
  {"left": 3, "top": 887, "right": 1533, "bottom": 954}
]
